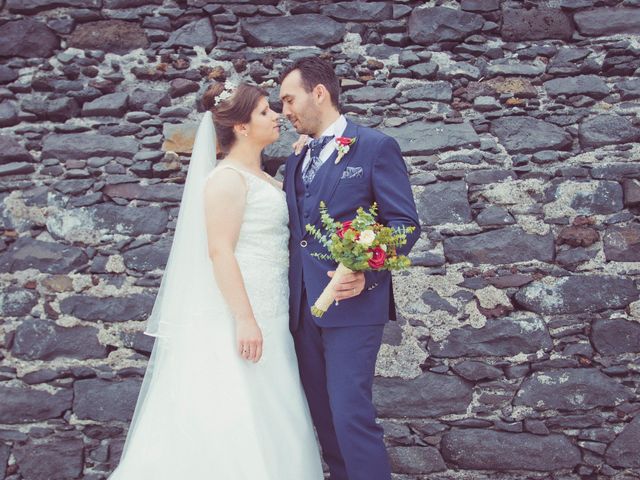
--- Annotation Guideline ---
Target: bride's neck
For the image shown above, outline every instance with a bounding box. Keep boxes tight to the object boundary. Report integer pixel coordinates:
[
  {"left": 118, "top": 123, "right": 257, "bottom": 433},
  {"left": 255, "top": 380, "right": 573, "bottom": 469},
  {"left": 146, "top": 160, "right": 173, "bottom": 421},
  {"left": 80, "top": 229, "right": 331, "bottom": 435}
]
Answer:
[{"left": 224, "top": 142, "right": 262, "bottom": 171}]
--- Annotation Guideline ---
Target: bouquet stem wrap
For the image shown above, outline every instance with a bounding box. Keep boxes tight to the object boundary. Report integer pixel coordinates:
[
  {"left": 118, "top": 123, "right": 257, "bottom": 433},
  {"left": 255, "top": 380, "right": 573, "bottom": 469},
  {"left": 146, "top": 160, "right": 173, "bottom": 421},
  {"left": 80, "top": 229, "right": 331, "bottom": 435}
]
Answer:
[{"left": 311, "top": 262, "right": 353, "bottom": 318}]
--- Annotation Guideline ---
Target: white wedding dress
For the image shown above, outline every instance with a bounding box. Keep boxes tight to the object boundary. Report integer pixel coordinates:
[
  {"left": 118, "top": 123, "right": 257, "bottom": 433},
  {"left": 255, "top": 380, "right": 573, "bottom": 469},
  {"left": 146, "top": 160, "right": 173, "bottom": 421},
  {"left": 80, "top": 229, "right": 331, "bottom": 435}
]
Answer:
[{"left": 109, "top": 160, "right": 324, "bottom": 479}]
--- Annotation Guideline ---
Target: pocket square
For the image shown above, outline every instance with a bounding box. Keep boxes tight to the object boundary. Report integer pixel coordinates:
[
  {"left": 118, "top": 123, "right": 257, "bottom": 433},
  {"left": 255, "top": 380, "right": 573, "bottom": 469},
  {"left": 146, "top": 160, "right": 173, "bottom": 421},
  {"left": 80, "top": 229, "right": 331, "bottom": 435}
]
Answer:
[{"left": 341, "top": 166, "right": 363, "bottom": 180}]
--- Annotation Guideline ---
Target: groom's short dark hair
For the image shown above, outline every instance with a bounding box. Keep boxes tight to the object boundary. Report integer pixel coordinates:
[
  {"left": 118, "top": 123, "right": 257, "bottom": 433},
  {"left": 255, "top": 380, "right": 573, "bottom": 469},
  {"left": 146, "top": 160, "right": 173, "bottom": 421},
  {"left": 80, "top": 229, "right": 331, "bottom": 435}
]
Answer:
[{"left": 280, "top": 57, "right": 340, "bottom": 110}]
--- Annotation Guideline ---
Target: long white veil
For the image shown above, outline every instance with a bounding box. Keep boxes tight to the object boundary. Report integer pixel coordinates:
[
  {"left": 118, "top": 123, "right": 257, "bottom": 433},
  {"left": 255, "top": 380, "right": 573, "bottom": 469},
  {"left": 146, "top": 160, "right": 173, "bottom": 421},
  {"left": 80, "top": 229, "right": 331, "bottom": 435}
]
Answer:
[
  {"left": 145, "top": 110, "right": 218, "bottom": 337},
  {"left": 112, "top": 112, "right": 220, "bottom": 473}
]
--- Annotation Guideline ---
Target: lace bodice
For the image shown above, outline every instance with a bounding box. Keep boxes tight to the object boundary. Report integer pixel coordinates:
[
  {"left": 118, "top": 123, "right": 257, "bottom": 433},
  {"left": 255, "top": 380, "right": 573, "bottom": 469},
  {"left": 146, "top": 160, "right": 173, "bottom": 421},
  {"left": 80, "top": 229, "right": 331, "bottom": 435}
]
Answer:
[{"left": 207, "top": 164, "right": 290, "bottom": 329}]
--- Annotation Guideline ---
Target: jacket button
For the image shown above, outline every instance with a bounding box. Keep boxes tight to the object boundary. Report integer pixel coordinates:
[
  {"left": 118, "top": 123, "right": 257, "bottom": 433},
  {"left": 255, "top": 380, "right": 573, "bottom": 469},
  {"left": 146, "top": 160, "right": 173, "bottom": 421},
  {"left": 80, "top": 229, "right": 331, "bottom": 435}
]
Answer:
[{"left": 300, "top": 240, "right": 308, "bottom": 247}]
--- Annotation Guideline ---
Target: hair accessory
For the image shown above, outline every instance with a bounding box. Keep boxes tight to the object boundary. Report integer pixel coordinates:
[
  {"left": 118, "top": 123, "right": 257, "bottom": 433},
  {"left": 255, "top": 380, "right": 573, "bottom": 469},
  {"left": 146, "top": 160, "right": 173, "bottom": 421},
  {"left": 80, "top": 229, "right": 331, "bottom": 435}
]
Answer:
[{"left": 214, "top": 79, "right": 237, "bottom": 107}]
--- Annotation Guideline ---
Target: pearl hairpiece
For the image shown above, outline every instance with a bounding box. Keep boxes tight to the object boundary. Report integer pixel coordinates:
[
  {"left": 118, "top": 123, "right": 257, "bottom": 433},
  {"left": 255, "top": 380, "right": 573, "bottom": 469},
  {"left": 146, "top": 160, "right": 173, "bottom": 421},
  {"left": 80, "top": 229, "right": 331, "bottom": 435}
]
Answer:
[{"left": 214, "top": 79, "right": 237, "bottom": 107}]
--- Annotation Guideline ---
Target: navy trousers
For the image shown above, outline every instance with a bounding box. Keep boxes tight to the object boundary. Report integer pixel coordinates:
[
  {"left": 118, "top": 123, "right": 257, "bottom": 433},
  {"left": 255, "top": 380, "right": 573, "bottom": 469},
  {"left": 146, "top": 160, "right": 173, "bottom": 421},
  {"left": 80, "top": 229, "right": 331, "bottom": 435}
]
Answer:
[{"left": 293, "top": 296, "right": 391, "bottom": 480}]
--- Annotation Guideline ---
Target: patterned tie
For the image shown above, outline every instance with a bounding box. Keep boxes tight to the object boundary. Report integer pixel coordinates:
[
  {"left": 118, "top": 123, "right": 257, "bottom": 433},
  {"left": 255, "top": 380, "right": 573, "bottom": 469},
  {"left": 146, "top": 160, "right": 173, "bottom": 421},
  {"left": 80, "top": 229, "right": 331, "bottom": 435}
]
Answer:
[{"left": 302, "top": 135, "right": 334, "bottom": 185}]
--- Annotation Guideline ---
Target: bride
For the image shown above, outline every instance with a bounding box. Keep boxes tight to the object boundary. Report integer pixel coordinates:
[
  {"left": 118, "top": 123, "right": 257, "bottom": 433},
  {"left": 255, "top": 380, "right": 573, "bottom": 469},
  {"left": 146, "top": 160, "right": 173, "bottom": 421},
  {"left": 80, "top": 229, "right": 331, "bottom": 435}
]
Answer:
[{"left": 109, "top": 81, "right": 324, "bottom": 479}]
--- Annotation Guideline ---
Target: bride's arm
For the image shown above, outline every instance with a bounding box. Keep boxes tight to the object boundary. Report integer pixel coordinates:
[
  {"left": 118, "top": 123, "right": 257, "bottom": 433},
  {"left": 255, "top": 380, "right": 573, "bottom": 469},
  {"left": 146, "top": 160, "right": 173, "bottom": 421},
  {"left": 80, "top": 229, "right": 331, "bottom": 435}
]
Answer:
[{"left": 204, "top": 169, "right": 262, "bottom": 363}]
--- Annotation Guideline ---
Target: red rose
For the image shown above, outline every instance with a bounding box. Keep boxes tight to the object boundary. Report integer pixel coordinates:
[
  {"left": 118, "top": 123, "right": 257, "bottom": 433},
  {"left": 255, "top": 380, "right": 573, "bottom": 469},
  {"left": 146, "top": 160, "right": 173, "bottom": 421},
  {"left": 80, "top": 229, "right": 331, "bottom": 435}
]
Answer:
[
  {"left": 337, "top": 220, "right": 354, "bottom": 239},
  {"left": 368, "top": 246, "right": 386, "bottom": 269},
  {"left": 336, "top": 137, "right": 352, "bottom": 146}
]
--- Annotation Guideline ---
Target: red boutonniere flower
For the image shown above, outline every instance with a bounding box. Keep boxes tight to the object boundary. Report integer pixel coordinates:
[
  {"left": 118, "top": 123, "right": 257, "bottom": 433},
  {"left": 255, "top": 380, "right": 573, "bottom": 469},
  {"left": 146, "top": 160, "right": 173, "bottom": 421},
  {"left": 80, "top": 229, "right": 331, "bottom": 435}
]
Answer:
[{"left": 334, "top": 136, "right": 357, "bottom": 164}]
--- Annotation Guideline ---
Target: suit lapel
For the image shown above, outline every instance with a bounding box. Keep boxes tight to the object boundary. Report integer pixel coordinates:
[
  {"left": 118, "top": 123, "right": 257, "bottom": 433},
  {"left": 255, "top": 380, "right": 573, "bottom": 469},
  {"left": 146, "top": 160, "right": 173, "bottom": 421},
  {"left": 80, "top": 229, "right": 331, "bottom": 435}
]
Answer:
[
  {"left": 309, "top": 120, "right": 360, "bottom": 227},
  {"left": 285, "top": 146, "right": 308, "bottom": 237}
]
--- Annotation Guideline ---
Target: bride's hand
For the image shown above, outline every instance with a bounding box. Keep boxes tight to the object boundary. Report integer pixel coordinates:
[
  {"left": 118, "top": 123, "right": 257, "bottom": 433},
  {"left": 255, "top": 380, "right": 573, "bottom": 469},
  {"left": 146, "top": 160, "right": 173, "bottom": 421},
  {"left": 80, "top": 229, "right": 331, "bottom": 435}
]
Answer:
[
  {"left": 292, "top": 135, "right": 309, "bottom": 155},
  {"left": 237, "top": 319, "right": 263, "bottom": 363}
]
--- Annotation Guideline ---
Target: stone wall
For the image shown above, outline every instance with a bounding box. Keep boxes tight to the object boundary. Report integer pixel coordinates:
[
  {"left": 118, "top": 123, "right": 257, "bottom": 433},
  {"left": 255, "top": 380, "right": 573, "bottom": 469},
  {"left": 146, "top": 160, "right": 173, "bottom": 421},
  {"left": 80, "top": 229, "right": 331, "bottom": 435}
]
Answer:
[{"left": 1, "top": 0, "right": 639, "bottom": 479}]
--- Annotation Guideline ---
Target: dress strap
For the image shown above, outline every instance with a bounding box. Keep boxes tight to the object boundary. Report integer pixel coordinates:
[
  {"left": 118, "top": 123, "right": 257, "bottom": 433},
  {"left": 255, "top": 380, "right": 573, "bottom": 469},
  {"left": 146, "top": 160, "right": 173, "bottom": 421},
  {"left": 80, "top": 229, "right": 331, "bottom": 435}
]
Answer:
[{"left": 207, "top": 164, "right": 249, "bottom": 190}]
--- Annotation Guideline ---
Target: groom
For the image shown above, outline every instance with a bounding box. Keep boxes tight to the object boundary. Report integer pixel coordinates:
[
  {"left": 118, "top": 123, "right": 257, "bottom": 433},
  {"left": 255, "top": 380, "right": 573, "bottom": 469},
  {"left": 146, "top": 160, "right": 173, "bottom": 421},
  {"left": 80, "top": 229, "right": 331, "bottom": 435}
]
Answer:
[{"left": 279, "top": 57, "right": 420, "bottom": 480}]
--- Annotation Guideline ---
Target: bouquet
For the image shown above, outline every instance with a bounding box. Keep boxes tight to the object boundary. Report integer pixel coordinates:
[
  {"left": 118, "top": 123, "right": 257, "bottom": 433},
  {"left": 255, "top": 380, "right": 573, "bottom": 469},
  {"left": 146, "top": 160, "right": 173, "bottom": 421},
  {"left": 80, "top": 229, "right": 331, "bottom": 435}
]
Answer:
[{"left": 305, "top": 202, "right": 415, "bottom": 318}]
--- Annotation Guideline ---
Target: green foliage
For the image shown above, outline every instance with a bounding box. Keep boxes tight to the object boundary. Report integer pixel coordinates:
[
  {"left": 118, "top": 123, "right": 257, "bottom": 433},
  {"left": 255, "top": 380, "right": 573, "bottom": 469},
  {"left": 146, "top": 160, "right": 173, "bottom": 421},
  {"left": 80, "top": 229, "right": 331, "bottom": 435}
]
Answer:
[{"left": 305, "top": 201, "right": 415, "bottom": 272}]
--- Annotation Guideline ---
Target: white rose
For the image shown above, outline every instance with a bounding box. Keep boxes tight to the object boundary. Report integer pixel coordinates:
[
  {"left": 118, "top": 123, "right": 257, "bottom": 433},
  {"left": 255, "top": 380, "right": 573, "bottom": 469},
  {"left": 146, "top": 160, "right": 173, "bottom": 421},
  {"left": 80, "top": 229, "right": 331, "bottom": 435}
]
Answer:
[{"left": 357, "top": 229, "right": 376, "bottom": 247}]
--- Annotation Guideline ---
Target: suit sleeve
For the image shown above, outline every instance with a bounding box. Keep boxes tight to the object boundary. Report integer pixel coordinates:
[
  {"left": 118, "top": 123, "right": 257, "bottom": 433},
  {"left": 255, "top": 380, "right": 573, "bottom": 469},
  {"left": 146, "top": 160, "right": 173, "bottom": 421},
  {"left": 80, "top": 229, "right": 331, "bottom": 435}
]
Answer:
[{"left": 364, "top": 135, "right": 421, "bottom": 290}]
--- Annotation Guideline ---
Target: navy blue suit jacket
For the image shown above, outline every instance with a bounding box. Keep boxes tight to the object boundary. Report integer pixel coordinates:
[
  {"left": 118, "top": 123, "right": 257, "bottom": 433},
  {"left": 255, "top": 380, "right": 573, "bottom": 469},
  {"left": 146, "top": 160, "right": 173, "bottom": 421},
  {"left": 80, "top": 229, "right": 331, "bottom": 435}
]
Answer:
[{"left": 284, "top": 119, "right": 420, "bottom": 330}]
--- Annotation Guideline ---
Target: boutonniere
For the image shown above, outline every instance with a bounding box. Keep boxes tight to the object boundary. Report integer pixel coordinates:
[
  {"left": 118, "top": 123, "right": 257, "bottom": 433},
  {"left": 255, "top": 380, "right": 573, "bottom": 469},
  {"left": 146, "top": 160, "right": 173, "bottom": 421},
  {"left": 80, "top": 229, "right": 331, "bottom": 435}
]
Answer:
[{"left": 334, "top": 136, "right": 357, "bottom": 164}]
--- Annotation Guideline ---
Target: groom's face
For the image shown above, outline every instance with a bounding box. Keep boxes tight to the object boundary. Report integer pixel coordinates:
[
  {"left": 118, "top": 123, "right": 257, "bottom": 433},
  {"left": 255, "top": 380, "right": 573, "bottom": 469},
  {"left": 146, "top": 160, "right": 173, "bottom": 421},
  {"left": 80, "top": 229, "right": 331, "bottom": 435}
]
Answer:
[{"left": 280, "top": 70, "right": 321, "bottom": 137}]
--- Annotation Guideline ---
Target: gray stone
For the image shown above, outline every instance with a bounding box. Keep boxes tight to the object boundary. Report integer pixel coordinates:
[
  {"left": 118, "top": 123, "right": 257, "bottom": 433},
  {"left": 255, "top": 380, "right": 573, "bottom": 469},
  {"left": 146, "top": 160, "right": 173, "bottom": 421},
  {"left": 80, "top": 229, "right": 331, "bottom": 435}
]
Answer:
[
  {"left": 164, "top": 18, "right": 215, "bottom": 50},
  {"left": 13, "top": 437, "right": 84, "bottom": 480},
  {"left": 74, "top": 378, "right": 142, "bottom": 421},
  {"left": 606, "top": 415, "right": 640, "bottom": 468},
  {"left": 68, "top": 20, "right": 149, "bottom": 54},
  {"left": 82, "top": 92, "right": 129, "bottom": 117},
  {"left": 421, "top": 290, "right": 457, "bottom": 314},
  {"left": 486, "top": 61, "right": 546, "bottom": 77},
  {"left": 169, "top": 78, "right": 199, "bottom": 98},
  {"left": 374, "top": 372, "right": 473, "bottom": 418},
  {"left": 7, "top": 0, "right": 98, "bottom": 12},
  {"left": 59, "top": 293, "right": 155, "bottom": 322},
  {"left": 591, "top": 319, "right": 640, "bottom": 355},
  {"left": 491, "top": 116, "right": 572, "bottom": 154},
  {"left": 322, "top": 2, "right": 392, "bottom": 21},
  {"left": 22, "top": 96, "right": 80, "bottom": 122},
  {"left": 0, "top": 101, "right": 18, "bottom": 127},
  {"left": 476, "top": 206, "right": 515, "bottom": 226},
  {"left": 123, "top": 239, "right": 171, "bottom": 272},
  {"left": 128, "top": 87, "right": 171, "bottom": 111},
  {"left": 0, "top": 18, "right": 60, "bottom": 58},
  {"left": 388, "top": 446, "right": 446, "bottom": 474},
  {"left": 428, "top": 315, "right": 553, "bottom": 358},
  {"left": 0, "top": 286, "right": 37, "bottom": 317},
  {"left": 0, "top": 385, "right": 72, "bottom": 423},
  {"left": 404, "top": 82, "right": 452, "bottom": 102},
  {"left": 408, "top": 6, "right": 484, "bottom": 45},
  {"left": 102, "top": 182, "right": 183, "bottom": 202},
  {"left": 617, "top": 78, "right": 640, "bottom": 100},
  {"left": 544, "top": 75, "right": 610, "bottom": 99},
  {"left": 120, "top": 330, "right": 155, "bottom": 354},
  {"left": 443, "top": 227, "right": 555, "bottom": 265},
  {"left": 0, "top": 238, "right": 87, "bottom": 274},
  {"left": 0, "top": 443, "right": 9, "bottom": 479},
  {"left": 242, "top": 15, "right": 345, "bottom": 48},
  {"left": 515, "top": 275, "right": 638, "bottom": 315},
  {"left": 514, "top": 369, "right": 633, "bottom": 411},
  {"left": 579, "top": 114, "right": 640, "bottom": 149},
  {"left": 0, "top": 136, "right": 34, "bottom": 164},
  {"left": 550, "top": 180, "right": 624, "bottom": 216},
  {"left": 91, "top": 204, "right": 168, "bottom": 235},
  {"left": 105, "top": 0, "right": 162, "bottom": 7},
  {"left": 417, "top": 180, "right": 472, "bottom": 226},
  {"left": 381, "top": 122, "right": 480, "bottom": 156},
  {"left": 452, "top": 360, "right": 503, "bottom": 382},
  {"left": 441, "top": 429, "right": 581, "bottom": 470},
  {"left": 0, "top": 65, "right": 18, "bottom": 83},
  {"left": 574, "top": 7, "right": 640, "bottom": 36},
  {"left": 42, "top": 133, "right": 138, "bottom": 159},
  {"left": 604, "top": 224, "right": 640, "bottom": 262},
  {"left": 0, "top": 162, "right": 35, "bottom": 177},
  {"left": 12, "top": 319, "right": 107, "bottom": 360},
  {"left": 462, "top": 0, "right": 499, "bottom": 11},
  {"left": 344, "top": 87, "right": 398, "bottom": 103},
  {"left": 501, "top": 6, "right": 574, "bottom": 41}
]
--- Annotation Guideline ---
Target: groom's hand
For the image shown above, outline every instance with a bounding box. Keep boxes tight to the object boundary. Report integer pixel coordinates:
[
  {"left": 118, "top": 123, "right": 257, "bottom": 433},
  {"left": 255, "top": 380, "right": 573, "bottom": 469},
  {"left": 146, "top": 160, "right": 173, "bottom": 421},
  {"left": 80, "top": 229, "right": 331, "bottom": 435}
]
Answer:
[{"left": 328, "top": 270, "right": 365, "bottom": 301}]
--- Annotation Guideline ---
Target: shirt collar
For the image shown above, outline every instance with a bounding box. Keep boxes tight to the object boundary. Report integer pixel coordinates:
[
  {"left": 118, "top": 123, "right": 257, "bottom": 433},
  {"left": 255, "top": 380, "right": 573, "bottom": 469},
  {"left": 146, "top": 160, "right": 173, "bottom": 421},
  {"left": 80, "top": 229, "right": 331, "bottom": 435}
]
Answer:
[{"left": 307, "top": 115, "right": 347, "bottom": 145}]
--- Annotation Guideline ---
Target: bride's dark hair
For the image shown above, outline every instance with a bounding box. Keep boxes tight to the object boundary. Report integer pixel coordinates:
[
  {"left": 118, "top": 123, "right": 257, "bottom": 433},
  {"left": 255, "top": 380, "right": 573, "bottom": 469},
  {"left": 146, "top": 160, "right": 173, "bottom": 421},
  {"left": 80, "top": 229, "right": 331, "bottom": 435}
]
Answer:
[{"left": 202, "top": 82, "right": 268, "bottom": 155}]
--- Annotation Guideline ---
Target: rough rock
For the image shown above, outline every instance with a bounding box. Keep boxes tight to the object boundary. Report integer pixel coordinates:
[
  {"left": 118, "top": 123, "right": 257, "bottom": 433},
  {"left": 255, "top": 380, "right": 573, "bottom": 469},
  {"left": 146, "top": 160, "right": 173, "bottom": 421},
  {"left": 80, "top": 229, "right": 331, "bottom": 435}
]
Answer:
[
  {"left": 515, "top": 275, "right": 638, "bottom": 315},
  {"left": 428, "top": 315, "right": 552, "bottom": 357},
  {"left": 374, "top": 372, "right": 473, "bottom": 417},
  {"left": 408, "top": 6, "right": 484, "bottom": 45},
  {"left": 12, "top": 319, "right": 108, "bottom": 360},
  {"left": 0, "top": 385, "right": 72, "bottom": 423},
  {"left": 441, "top": 429, "right": 581, "bottom": 470},
  {"left": 242, "top": 15, "right": 345, "bottom": 47},
  {"left": 491, "top": 116, "right": 572, "bottom": 154},
  {"left": 73, "top": 378, "right": 142, "bottom": 421},
  {"left": 0, "top": 18, "right": 59, "bottom": 58},
  {"left": 443, "top": 227, "right": 554, "bottom": 265},
  {"left": 59, "top": 293, "right": 155, "bottom": 322},
  {"left": 68, "top": 20, "right": 149, "bottom": 54},
  {"left": 514, "top": 369, "right": 633, "bottom": 411}
]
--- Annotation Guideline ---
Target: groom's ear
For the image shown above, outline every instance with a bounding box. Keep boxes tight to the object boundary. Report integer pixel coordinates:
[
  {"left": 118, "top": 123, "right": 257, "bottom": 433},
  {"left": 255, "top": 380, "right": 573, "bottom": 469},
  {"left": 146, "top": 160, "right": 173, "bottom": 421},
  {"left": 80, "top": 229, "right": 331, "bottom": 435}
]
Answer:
[{"left": 313, "top": 84, "right": 329, "bottom": 106}]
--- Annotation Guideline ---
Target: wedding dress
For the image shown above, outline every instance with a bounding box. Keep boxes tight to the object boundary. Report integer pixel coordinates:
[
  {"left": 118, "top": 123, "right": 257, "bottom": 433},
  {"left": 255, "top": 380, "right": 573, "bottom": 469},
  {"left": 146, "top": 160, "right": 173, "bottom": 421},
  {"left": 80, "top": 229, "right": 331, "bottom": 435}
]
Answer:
[{"left": 109, "top": 113, "right": 324, "bottom": 479}]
